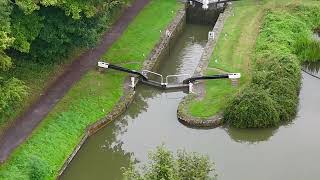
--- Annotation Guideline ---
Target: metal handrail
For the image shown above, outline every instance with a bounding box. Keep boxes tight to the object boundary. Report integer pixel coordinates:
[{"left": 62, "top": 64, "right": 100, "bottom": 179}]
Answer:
[
  {"left": 165, "top": 74, "right": 191, "bottom": 85},
  {"left": 141, "top": 70, "right": 164, "bottom": 85}
]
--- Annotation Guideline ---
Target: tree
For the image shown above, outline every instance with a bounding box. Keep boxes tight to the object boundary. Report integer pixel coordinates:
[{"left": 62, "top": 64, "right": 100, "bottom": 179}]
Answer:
[
  {"left": 0, "top": 0, "right": 124, "bottom": 120},
  {"left": 123, "top": 145, "right": 216, "bottom": 180},
  {"left": 0, "top": 0, "right": 14, "bottom": 70},
  {"left": 0, "top": 0, "right": 27, "bottom": 120}
]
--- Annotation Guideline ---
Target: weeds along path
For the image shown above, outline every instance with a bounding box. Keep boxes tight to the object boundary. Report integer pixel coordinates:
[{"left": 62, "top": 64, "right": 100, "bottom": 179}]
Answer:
[{"left": 0, "top": 0, "right": 150, "bottom": 163}]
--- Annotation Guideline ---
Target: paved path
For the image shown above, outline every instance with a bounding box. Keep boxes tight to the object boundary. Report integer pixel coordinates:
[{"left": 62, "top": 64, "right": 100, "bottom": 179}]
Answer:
[{"left": 0, "top": 0, "right": 150, "bottom": 163}]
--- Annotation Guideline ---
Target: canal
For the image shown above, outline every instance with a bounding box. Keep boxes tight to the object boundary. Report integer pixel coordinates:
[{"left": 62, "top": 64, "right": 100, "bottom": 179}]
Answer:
[{"left": 61, "top": 23, "right": 320, "bottom": 180}]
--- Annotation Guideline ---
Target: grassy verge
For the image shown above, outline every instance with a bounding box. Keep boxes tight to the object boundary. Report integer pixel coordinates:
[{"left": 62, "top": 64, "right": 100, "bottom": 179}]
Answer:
[
  {"left": 188, "top": 0, "right": 265, "bottom": 118},
  {"left": 0, "top": 50, "right": 83, "bottom": 134},
  {"left": 187, "top": 0, "right": 320, "bottom": 124},
  {"left": 0, "top": 0, "right": 182, "bottom": 179}
]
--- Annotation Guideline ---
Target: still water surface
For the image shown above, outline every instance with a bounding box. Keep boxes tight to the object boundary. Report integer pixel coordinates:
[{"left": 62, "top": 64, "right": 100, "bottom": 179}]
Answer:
[{"left": 61, "top": 24, "right": 320, "bottom": 180}]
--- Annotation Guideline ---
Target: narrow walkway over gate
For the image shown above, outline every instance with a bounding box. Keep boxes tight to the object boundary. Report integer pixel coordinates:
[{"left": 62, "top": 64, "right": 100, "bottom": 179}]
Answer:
[{"left": 98, "top": 62, "right": 240, "bottom": 91}]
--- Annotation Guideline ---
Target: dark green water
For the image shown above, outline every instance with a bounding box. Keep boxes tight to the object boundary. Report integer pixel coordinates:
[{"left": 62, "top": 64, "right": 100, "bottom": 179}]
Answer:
[{"left": 61, "top": 24, "right": 320, "bottom": 180}]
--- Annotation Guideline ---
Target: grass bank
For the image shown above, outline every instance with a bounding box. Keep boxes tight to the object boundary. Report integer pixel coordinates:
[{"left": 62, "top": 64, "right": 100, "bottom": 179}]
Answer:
[
  {"left": 188, "top": 0, "right": 265, "bottom": 119},
  {"left": 187, "top": 0, "right": 320, "bottom": 127},
  {"left": 0, "top": 0, "right": 182, "bottom": 179}
]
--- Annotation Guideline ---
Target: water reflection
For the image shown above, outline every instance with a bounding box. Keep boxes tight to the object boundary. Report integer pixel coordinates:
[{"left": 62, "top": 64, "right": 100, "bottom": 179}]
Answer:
[
  {"left": 126, "top": 86, "right": 161, "bottom": 119},
  {"left": 225, "top": 125, "right": 278, "bottom": 144}
]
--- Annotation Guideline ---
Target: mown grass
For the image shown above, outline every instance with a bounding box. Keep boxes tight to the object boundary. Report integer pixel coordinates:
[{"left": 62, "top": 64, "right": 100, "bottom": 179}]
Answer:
[
  {"left": 188, "top": 69, "right": 236, "bottom": 118},
  {"left": 0, "top": 0, "right": 182, "bottom": 179},
  {"left": 188, "top": 0, "right": 265, "bottom": 118}
]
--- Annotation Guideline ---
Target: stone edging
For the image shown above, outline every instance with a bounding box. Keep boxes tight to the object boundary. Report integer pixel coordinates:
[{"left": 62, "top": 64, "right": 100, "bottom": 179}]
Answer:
[
  {"left": 177, "top": 4, "right": 232, "bottom": 128},
  {"left": 57, "top": 6, "right": 186, "bottom": 178}
]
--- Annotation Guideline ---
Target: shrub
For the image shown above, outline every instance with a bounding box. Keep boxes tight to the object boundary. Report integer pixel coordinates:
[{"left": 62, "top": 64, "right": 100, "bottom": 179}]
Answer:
[
  {"left": 123, "top": 145, "right": 215, "bottom": 180},
  {"left": 255, "top": 52, "right": 301, "bottom": 85},
  {"left": 0, "top": 166, "right": 28, "bottom": 180},
  {"left": 269, "top": 80, "right": 298, "bottom": 121},
  {"left": 224, "top": 85, "right": 280, "bottom": 128},
  {"left": 295, "top": 34, "right": 320, "bottom": 62},
  {"left": 0, "top": 77, "right": 28, "bottom": 119},
  {"left": 28, "top": 156, "right": 50, "bottom": 180}
]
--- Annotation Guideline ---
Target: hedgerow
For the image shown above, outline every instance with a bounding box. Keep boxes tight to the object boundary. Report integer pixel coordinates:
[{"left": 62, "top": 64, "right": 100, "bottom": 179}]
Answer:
[
  {"left": 224, "top": 4, "right": 320, "bottom": 128},
  {"left": 224, "top": 85, "right": 280, "bottom": 128}
]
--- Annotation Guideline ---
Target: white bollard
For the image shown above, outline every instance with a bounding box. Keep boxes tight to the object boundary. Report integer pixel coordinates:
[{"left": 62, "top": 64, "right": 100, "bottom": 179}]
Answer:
[
  {"left": 208, "top": 31, "right": 215, "bottom": 40},
  {"left": 189, "top": 82, "right": 194, "bottom": 94},
  {"left": 131, "top": 77, "right": 135, "bottom": 89},
  {"left": 166, "top": 29, "right": 171, "bottom": 38}
]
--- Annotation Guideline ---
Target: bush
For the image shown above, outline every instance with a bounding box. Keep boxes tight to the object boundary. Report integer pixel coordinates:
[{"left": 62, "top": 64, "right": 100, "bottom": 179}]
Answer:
[
  {"left": 224, "top": 5, "right": 320, "bottom": 128},
  {"left": 295, "top": 34, "right": 320, "bottom": 62},
  {"left": 269, "top": 80, "right": 298, "bottom": 121},
  {"left": 0, "top": 77, "right": 28, "bottom": 119},
  {"left": 255, "top": 53, "right": 301, "bottom": 85},
  {"left": 224, "top": 85, "right": 280, "bottom": 128},
  {"left": 123, "top": 145, "right": 215, "bottom": 180},
  {"left": 0, "top": 166, "right": 28, "bottom": 180},
  {"left": 28, "top": 156, "right": 50, "bottom": 180}
]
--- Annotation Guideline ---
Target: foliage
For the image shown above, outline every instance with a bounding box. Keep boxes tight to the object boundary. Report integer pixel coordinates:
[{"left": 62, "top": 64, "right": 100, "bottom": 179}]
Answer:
[
  {"left": 0, "top": 0, "right": 124, "bottom": 128},
  {"left": 0, "top": 0, "right": 13, "bottom": 70},
  {"left": 295, "top": 34, "right": 320, "bottom": 62},
  {"left": 224, "top": 3, "right": 320, "bottom": 128},
  {"left": 28, "top": 156, "right": 50, "bottom": 180},
  {"left": 123, "top": 145, "right": 215, "bottom": 180},
  {"left": 0, "top": 77, "right": 27, "bottom": 121},
  {"left": 0, "top": 166, "right": 28, "bottom": 180},
  {"left": 14, "top": 0, "right": 124, "bottom": 19},
  {"left": 0, "top": 1, "right": 182, "bottom": 179},
  {"left": 10, "top": 7, "right": 44, "bottom": 53},
  {"left": 224, "top": 85, "right": 280, "bottom": 128}
]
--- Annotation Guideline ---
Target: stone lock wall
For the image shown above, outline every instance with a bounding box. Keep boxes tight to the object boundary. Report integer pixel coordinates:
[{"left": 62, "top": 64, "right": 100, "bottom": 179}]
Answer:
[{"left": 177, "top": 4, "right": 232, "bottom": 128}]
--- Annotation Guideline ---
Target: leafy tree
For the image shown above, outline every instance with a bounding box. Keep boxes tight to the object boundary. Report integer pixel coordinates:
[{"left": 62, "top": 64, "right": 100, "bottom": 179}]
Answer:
[
  {"left": 123, "top": 145, "right": 216, "bottom": 180},
  {"left": 14, "top": 0, "right": 123, "bottom": 19},
  {"left": 0, "top": 0, "right": 124, "bottom": 120},
  {"left": 0, "top": 0, "right": 14, "bottom": 70},
  {"left": 0, "top": 0, "right": 27, "bottom": 120},
  {"left": 0, "top": 77, "right": 27, "bottom": 119},
  {"left": 10, "top": 7, "right": 44, "bottom": 53}
]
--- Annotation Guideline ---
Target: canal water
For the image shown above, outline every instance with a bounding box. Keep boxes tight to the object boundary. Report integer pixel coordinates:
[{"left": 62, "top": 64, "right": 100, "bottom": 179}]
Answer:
[{"left": 61, "top": 24, "right": 320, "bottom": 180}]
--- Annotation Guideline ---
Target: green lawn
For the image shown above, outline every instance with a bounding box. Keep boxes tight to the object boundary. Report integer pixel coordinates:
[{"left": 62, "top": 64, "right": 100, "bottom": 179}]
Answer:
[
  {"left": 188, "top": 0, "right": 264, "bottom": 118},
  {"left": 0, "top": 0, "right": 182, "bottom": 179}
]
